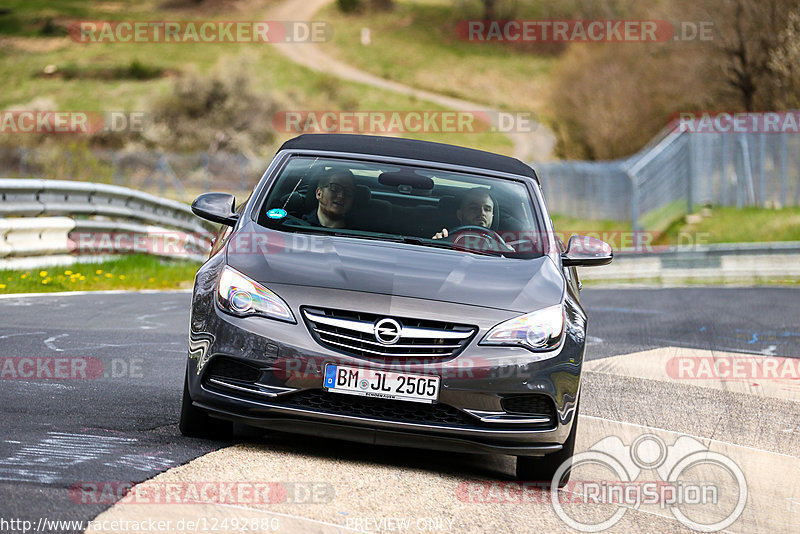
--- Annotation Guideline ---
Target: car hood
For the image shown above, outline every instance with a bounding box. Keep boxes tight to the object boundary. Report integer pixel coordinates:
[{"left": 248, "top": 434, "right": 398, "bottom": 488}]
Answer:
[{"left": 226, "top": 225, "right": 564, "bottom": 313}]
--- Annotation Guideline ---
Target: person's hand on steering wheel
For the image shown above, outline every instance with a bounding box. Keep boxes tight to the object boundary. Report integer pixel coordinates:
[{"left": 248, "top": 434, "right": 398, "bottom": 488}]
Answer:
[{"left": 433, "top": 225, "right": 513, "bottom": 253}]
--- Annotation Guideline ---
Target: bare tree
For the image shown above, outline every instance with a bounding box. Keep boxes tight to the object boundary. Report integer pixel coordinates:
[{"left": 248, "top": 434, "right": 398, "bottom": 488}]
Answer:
[
  {"left": 769, "top": 9, "right": 800, "bottom": 108},
  {"left": 702, "top": 0, "right": 794, "bottom": 111}
]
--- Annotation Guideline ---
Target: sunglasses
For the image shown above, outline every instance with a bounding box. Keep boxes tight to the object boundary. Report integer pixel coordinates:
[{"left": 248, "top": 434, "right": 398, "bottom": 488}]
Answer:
[{"left": 322, "top": 183, "right": 355, "bottom": 197}]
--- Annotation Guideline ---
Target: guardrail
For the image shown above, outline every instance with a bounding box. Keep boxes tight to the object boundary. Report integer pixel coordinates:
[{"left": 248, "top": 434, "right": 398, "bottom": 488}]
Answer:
[
  {"left": 0, "top": 179, "right": 216, "bottom": 267},
  {"left": 579, "top": 241, "right": 800, "bottom": 283}
]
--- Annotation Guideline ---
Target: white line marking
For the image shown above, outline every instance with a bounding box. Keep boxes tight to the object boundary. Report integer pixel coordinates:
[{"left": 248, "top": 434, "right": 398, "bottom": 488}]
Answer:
[
  {"left": 43, "top": 333, "right": 69, "bottom": 352},
  {"left": 0, "top": 289, "right": 192, "bottom": 300},
  {"left": 0, "top": 331, "right": 46, "bottom": 340}
]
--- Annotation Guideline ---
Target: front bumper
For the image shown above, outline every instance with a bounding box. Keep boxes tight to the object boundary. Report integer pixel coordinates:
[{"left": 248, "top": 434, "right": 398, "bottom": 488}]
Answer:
[{"left": 187, "top": 267, "right": 585, "bottom": 457}]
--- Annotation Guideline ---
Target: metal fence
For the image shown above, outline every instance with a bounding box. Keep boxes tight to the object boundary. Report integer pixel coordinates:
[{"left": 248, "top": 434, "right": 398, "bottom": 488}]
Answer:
[{"left": 536, "top": 128, "right": 800, "bottom": 232}]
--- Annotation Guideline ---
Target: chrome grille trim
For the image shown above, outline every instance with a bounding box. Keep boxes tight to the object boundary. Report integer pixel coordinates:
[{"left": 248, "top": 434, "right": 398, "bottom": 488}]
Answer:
[
  {"left": 206, "top": 378, "right": 298, "bottom": 398},
  {"left": 318, "top": 329, "right": 463, "bottom": 350},
  {"left": 462, "top": 409, "right": 552, "bottom": 425},
  {"left": 304, "top": 309, "right": 473, "bottom": 340},
  {"left": 302, "top": 308, "right": 477, "bottom": 359},
  {"left": 320, "top": 338, "right": 455, "bottom": 358}
]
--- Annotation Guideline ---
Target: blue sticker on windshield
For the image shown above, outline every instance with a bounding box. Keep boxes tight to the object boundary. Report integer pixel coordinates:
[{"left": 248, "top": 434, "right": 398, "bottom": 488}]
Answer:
[{"left": 266, "top": 208, "right": 287, "bottom": 220}]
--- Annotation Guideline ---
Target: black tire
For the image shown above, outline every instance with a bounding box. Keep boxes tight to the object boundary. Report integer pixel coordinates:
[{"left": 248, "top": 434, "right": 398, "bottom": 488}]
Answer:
[
  {"left": 179, "top": 368, "right": 233, "bottom": 439},
  {"left": 516, "top": 403, "right": 579, "bottom": 485}
]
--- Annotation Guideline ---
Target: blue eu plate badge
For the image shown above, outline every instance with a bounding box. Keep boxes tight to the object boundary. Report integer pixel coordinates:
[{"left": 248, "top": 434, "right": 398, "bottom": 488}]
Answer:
[{"left": 324, "top": 364, "right": 337, "bottom": 388}]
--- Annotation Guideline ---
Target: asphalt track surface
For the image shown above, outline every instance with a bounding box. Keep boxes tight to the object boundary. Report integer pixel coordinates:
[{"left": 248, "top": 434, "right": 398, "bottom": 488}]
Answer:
[{"left": 0, "top": 288, "right": 798, "bottom": 533}]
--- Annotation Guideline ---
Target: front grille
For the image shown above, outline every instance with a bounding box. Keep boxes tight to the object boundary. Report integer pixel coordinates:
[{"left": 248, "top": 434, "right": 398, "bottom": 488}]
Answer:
[
  {"left": 501, "top": 395, "right": 556, "bottom": 419},
  {"left": 272, "top": 389, "right": 481, "bottom": 427},
  {"left": 302, "top": 307, "right": 476, "bottom": 360},
  {"left": 205, "top": 357, "right": 261, "bottom": 383}
]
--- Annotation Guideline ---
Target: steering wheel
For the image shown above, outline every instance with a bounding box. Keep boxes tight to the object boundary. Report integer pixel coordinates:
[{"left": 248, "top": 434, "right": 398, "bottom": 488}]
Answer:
[{"left": 447, "top": 225, "right": 513, "bottom": 253}]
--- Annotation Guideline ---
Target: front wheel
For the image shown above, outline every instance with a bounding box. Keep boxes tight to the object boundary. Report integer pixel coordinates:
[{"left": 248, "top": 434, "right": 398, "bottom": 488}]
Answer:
[
  {"left": 179, "top": 367, "right": 233, "bottom": 439},
  {"left": 516, "top": 401, "right": 579, "bottom": 485}
]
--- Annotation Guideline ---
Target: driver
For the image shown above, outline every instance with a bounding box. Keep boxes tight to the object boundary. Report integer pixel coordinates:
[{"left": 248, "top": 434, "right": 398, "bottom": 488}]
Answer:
[
  {"left": 303, "top": 168, "right": 355, "bottom": 229},
  {"left": 433, "top": 188, "right": 494, "bottom": 239}
]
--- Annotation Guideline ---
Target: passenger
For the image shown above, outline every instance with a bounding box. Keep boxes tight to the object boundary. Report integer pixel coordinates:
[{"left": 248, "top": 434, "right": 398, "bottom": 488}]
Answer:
[
  {"left": 433, "top": 188, "right": 495, "bottom": 239},
  {"left": 303, "top": 169, "right": 356, "bottom": 229}
]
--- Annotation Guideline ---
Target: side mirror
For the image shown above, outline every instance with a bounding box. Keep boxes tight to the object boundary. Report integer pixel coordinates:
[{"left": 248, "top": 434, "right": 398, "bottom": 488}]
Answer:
[
  {"left": 562, "top": 235, "right": 613, "bottom": 267},
  {"left": 192, "top": 192, "right": 239, "bottom": 227}
]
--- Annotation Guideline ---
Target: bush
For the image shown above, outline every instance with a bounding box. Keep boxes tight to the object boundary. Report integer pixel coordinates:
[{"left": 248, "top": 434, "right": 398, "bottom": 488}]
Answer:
[
  {"left": 337, "top": 0, "right": 362, "bottom": 13},
  {"left": 144, "top": 54, "right": 281, "bottom": 157},
  {"left": 119, "top": 59, "right": 163, "bottom": 80},
  {"left": 547, "top": 42, "right": 709, "bottom": 160}
]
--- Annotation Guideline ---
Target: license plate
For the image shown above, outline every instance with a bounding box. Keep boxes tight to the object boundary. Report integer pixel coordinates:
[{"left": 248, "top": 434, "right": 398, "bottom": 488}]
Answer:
[{"left": 323, "top": 364, "right": 440, "bottom": 404}]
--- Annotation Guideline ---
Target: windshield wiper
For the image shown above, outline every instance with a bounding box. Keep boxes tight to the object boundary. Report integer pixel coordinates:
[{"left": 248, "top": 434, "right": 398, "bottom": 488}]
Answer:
[
  {"left": 279, "top": 224, "right": 403, "bottom": 242},
  {"left": 400, "top": 236, "right": 506, "bottom": 256}
]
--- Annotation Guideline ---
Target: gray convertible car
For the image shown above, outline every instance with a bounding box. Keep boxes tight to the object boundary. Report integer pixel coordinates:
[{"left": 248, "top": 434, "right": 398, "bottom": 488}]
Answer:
[{"left": 181, "top": 134, "right": 612, "bottom": 482}]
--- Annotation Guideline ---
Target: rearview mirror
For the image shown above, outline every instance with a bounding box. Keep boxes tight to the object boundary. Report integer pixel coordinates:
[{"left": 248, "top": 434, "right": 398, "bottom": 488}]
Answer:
[
  {"left": 378, "top": 171, "right": 435, "bottom": 190},
  {"left": 562, "top": 235, "right": 613, "bottom": 267},
  {"left": 192, "top": 192, "right": 239, "bottom": 227}
]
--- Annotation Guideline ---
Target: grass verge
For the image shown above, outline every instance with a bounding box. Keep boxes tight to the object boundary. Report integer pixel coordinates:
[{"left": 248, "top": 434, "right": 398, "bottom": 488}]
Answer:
[
  {"left": 0, "top": 254, "right": 200, "bottom": 294},
  {"left": 552, "top": 206, "right": 800, "bottom": 247},
  {"left": 582, "top": 277, "right": 800, "bottom": 288},
  {"left": 320, "top": 0, "right": 553, "bottom": 114},
  {"left": 0, "top": 0, "right": 512, "bottom": 158},
  {"left": 659, "top": 206, "right": 800, "bottom": 245}
]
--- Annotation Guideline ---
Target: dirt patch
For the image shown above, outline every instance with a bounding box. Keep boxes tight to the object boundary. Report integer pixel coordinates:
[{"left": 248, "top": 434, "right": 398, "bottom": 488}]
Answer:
[
  {"left": 92, "top": 2, "right": 131, "bottom": 13},
  {"left": 158, "top": 0, "right": 279, "bottom": 15},
  {"left": 0, "top": 36, "right": 70, "bottom": 53}
]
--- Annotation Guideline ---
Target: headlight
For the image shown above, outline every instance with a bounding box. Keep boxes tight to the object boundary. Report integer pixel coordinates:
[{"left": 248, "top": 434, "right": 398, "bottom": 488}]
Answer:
[
  {"left": 480, "top": 304, "right": 564, "bottom": 352},
  {"left": 217, "top": 266, "right": 295, "bottom": 323}
]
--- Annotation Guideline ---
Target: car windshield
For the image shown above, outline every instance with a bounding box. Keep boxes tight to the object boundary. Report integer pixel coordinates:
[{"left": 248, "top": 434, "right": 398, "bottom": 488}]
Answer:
[{"left": 257, "top": 156, "right": 545, "bottom": 258}]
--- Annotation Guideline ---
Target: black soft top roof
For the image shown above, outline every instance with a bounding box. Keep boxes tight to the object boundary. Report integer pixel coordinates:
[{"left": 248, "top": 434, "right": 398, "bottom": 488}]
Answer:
[{"left": 278, "top": 134, "right": 538, "bottom": 182}]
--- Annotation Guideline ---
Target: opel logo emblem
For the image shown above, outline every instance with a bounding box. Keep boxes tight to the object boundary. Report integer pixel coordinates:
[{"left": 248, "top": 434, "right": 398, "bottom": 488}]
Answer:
[{"left": 374, "top": 318, "right": 402, "bottom": 345}]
